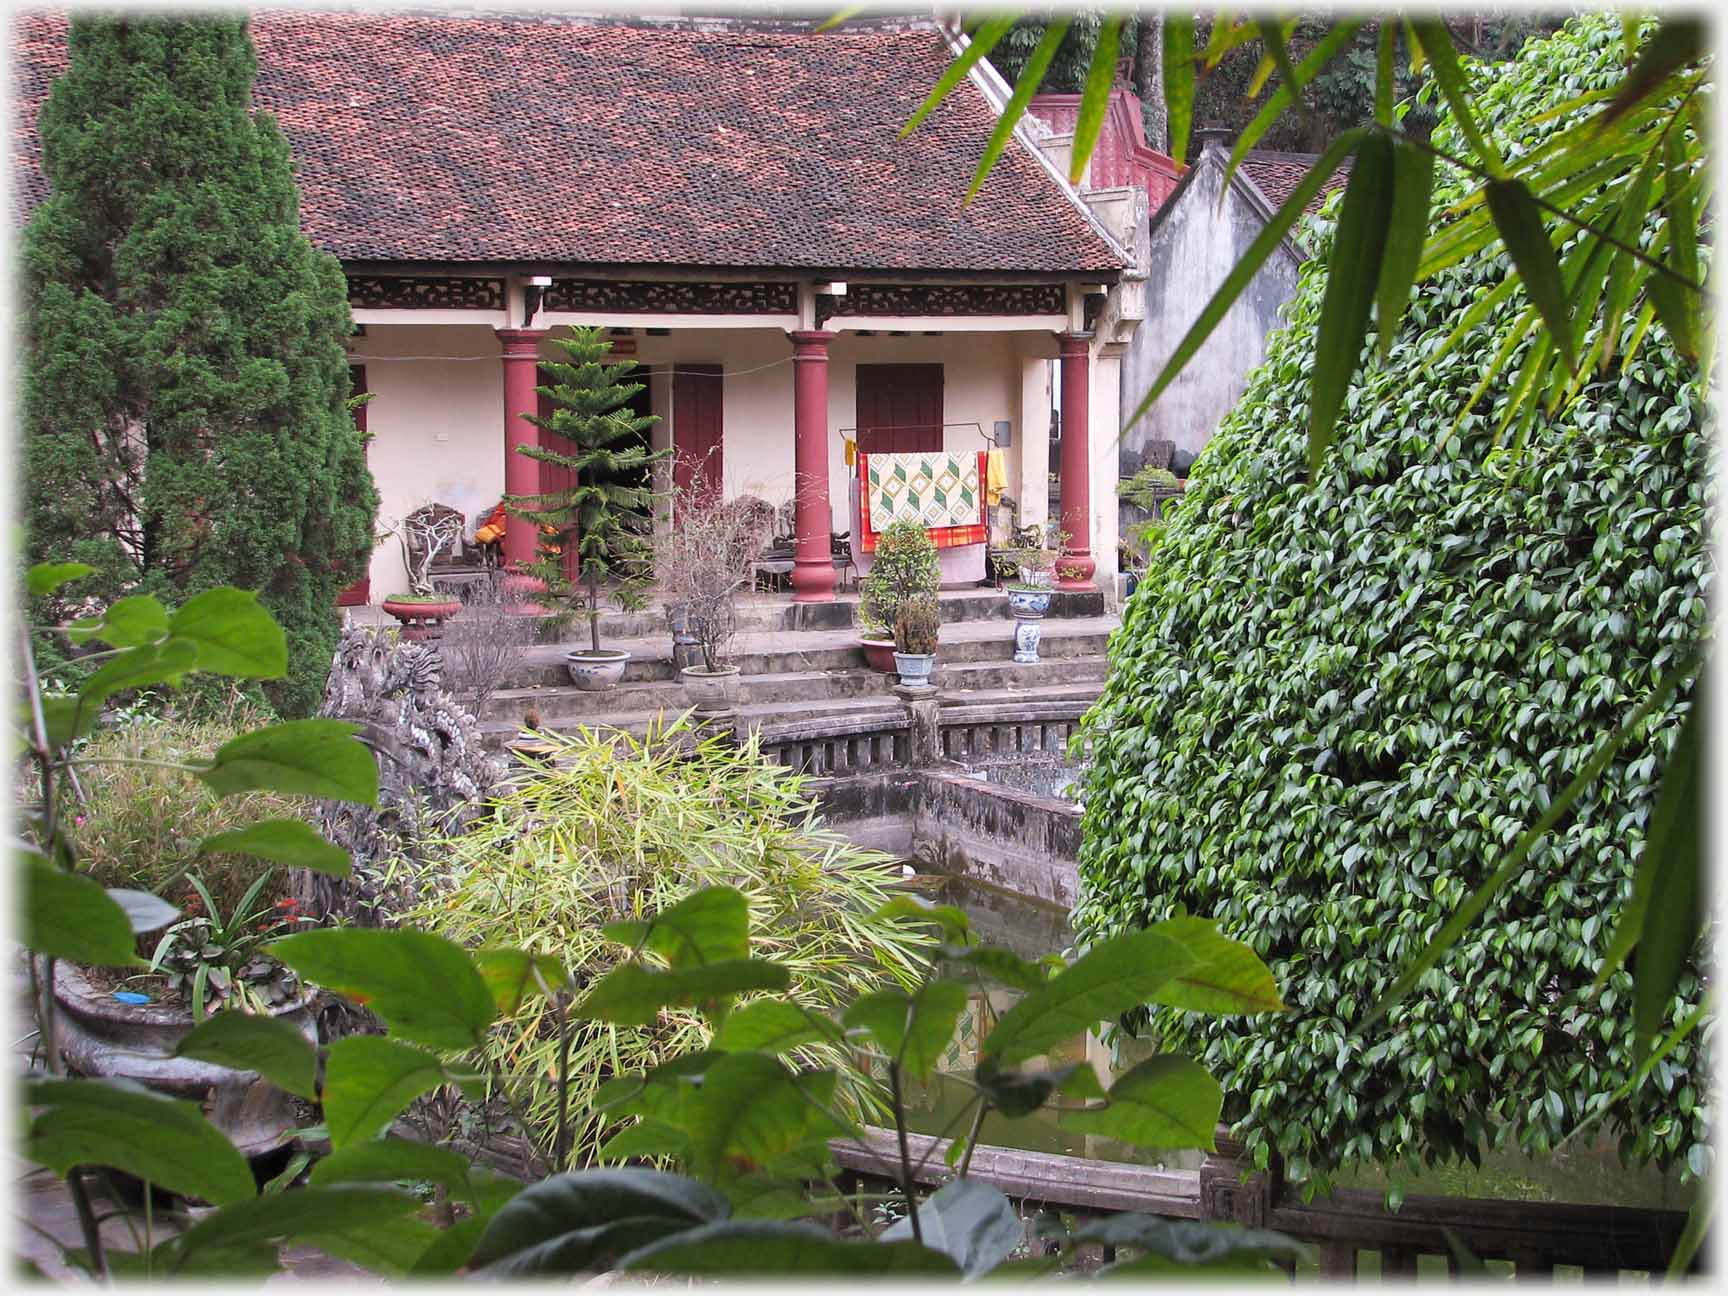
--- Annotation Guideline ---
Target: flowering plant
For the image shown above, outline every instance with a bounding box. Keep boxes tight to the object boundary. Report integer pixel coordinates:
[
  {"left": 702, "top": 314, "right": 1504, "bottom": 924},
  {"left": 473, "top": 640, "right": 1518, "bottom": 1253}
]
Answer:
[{"left": 142, "top": 869, "right": 312, "bottom": 1020}]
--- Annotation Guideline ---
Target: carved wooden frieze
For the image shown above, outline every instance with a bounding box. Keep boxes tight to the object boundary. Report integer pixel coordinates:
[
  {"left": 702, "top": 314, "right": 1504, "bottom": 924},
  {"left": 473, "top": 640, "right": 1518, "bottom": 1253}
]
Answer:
[
  {"left": 544, "top": 279, "right": 798, "bottom": 314},
  {"left": 820, "top": 283, "right": 1067, "bottom": 324},
  {"left": 347, "top": 276, "right": 506, "bottom": 310}
]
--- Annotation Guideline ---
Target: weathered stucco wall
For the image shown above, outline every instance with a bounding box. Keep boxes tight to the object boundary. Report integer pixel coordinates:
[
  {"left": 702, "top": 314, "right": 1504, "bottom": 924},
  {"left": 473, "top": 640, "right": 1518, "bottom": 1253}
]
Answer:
[
  {"left": 1119, "top": 150, "right": 1303, "bottom": 476},
  {"left": 911, "top": 768, "right": 1080, "bottom": 908}
]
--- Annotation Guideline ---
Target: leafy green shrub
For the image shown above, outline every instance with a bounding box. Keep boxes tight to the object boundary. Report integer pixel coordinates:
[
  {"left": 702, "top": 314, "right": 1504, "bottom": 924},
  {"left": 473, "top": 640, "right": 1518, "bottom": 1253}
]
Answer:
[
  {"left": 859, "top": 520, "right": 939, "bottom": 637},
  {"left": 1076, "top": 16, "right": 1708, "bottom": 1189},
  {"left": 402, "top": 720, "right": 935, "bottom": 1162}
]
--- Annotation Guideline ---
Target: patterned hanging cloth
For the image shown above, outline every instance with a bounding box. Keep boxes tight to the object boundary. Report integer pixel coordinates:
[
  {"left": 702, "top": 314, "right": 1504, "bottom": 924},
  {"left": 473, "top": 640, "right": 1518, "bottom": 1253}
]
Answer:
[{"left": 857, "top": 450, "right": 989, "bottom": 552}]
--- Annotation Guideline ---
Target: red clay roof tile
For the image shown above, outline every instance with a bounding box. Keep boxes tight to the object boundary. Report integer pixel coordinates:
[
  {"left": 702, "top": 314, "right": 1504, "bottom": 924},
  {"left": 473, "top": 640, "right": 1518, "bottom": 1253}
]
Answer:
[{"left": 14, "top": 11, "right": 1125, "bottom": 276}]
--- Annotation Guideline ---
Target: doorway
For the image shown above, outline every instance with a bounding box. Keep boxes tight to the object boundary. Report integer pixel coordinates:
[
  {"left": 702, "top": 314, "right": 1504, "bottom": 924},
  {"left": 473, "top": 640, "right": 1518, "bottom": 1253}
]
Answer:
[{"left": 856, "top": 363, "right": 944, "bottom": 455}]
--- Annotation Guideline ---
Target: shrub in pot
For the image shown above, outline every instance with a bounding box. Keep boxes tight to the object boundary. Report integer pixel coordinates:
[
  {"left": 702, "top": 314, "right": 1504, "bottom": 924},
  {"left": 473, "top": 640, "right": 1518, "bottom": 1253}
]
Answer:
[
  {"left": 655, "top": 484, "right": 774, "bottom": 713},
  {"left": 858, "top": 519, "right": 938, "bottom": 670},
  {"left": 892, "top": 594, "right": 940, "bottom": 689},
  {"left": 380, "top": 504, "right": 465, "bottom": 640}
]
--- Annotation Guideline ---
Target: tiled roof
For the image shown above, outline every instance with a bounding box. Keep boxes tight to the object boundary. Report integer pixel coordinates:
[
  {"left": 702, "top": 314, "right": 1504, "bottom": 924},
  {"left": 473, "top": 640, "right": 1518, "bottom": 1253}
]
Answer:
[
  {"left": 14, "top": 11, "right": 1125, "bottom": 275},
  {"left": 1237, "top": 149, "right": 1352, "bottom": 216}
]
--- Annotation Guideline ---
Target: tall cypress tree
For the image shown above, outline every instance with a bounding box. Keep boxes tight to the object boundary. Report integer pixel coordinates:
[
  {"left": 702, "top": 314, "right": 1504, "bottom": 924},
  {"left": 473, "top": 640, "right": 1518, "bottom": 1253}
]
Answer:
[{"left": 22, "top": 15, "right": 376, "bottom": 716}]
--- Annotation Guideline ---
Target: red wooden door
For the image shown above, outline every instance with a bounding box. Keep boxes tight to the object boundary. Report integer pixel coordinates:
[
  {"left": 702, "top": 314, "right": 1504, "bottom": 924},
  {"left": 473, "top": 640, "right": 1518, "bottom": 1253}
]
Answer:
[
  {"left": 335, "top": 365, "right": 372, "bottom": 606},
  {"left": 673, "top": 364, "right": 724, "bottom": 506},
  {"left": 856, "top": 364, "right": 944, "bottom": 454}
]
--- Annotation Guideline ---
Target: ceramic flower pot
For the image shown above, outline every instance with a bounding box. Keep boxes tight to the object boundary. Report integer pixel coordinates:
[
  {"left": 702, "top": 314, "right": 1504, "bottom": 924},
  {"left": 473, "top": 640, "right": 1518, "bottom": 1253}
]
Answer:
[
  {"left": 1006, "top": 587, "right": 1053, "bottom": 618},
  {"left": 860, "top": 638, "right": 898, "bottom": 672},
  {"left": 680, "top": 664, "right": 742, "bottom": 713},
  {"left": 381, "top": 595, "right": 462, "bottom": 642},
  {"left": 1012, "top": 617, "right": 1044, "bottom": 664},
  {"left": 893, "top": 652, "right": 936, "bottom": 688},
  {"left": 564, "top": 649, "right": 630, "bottom": 690},
  {"left": 51, "top": 961, "right": 316, "bottom": 1157}
]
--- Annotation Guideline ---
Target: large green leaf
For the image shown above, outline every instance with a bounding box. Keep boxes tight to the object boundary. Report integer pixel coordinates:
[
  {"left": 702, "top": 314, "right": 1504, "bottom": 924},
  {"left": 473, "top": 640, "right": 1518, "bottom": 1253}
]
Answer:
[
  {"left": 473, "top": 947, "right": 569, "bottom": 1016},
  {"left": 1630, "top": 686, "right": 1702, "bottom": 1049},
  {"left": 842, "top": 979, "right": 968, "bottom": 1079},
  {"left": 869, "top": 894, "right": 972, "bottom": 943},
  {"left": 881, "top": 1180, "right": 1020, "bottom": 1277},
  {"left": 468, "top": 1168, "right": 730, "bottom": 1272},
  {"left": 22, "top": 853, "right": 141, "bottom": 966},
  {"left": 26, "top": 1078, "right": 255, "bottom": 1206},
  {"left": 27, "top": 561, "right": 95, "bottom": 598},
  {"left": 1222, "top": 21, "right": 1365, "bottom": 194},
  {"left": 975, "top": 1054, "right": 1105, "bottom": 1118},
  {"left": 617, "top": 1221, "right": 962, "bottom": 1276},
  {"left": 1374, "top": 138, "right": 1437, "bottom": 360},
  {"left": 198, "top": 719, "right": 379, "bottom": 804},
  {"left": 65, "top": 593, "right": 168, "bottom": 647},
  {"left": 575, "top": 958, "right": 790, "bottom": 1026},
  {"left": 174, "top": 1012, "right": 318, "bottom": 1099},
  {"left": 597, "top": 1119, "right": 693, "bottom": 1163},
  {"left": 167, "top": 587, "right": 288, "bottom": 678},
  {"left": 711, "top": 999, "right": 840, "bottom": 1053},
  {"left": 1069, "top": 17, "right": 1123, "bottom": 184},
  {"left": 37, "top": 693, "right": 96, "bottom": 751},
  {"left": 1143, "top": 917, "right": 1285, "bottom": 1014},
  {"left": 78, "top": 639, "right": 199, "bottom": 708},
  {"left": 198, "top": 818, "right": 353, "bottom": 878},
  {"left": 164, "top": 1186, "right": 420, "bottom": 1270},
  {"left": 1059, "top": 1054, "right": 1222, "bottom": 1151},
  {"left": 983, "top": 927, "right": 1195, "bottom": 1065},
  {"left": 320, "top": 1036, "right": 449, "bottom": 1148},
  {"left": 299, "top": 1218, "right": 445, "bottom": 1278},
  {"left": 1598, "top": 18, "right": 1705, "bottom": 129},
  {"left": 900, "top": 14, "right": 1018, "bottom": 140},
  {"left": 1309, "top": 132, "right": 1395, "bottom": 474},
  {"left": 105, "top": 887, "right": 180, "bottom": 934},
  {"left": 476, "top": 1217, "right": 696, "bottom": 1277},
  {"left": 939, "top": 941, "right": 1051, "bottom": 991},
  {"left": 602, "top": 885, "right": 749, "bottom": 968},
  {"left": 1077, "top": 1215, "right": 1309, "bottom": 1273},
  {"left": 1483, "top": 177, "right": 1577, "bottom": 373},
  {"left": 966, "top": 20, "right": 1071, "bottom": 204},
  {"left": 268, "top": 927, "right": 494, "bottom": 1049},
  {"left": 309, "top": 1138, "right": 474, "bottom": 1196},
  {"left": 1408, "top": 18, "right": 1505, "bottom": 173},
  {"left": 686, "top": 1054, "right": 848, "bottom": 1183},
  {"left": 1163, "top": 14, "right": 1195, "bottom": 165}
]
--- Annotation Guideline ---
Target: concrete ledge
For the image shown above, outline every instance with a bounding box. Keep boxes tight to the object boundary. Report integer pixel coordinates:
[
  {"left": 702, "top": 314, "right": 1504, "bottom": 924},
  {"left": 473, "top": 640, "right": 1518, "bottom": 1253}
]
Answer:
[{"left": 910, "top": 766, "right": 1080, "bottom": 907}]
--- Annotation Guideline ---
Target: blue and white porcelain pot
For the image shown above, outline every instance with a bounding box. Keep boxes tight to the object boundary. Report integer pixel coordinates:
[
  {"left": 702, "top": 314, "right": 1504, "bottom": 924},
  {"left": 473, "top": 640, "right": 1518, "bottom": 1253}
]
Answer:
[
  {"left": 564, "top": 649, "right": 630, "bottom": 691},
  {"left": 1007, "top": 586, "right": 1053, "bottom": 618}
]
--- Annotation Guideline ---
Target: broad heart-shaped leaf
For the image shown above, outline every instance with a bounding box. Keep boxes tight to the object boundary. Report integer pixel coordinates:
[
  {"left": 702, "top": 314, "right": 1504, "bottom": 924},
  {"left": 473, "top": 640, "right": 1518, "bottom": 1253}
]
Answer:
[
  {"left": 869, "top": 894, "right": 972, "bottom": 943},
  {"left": 320, "top": 1036, "right": 449, "bottom": 1148},
  {"left": 106, "top": 887, "right": 180, "bottom": 934},
  {"left": 26, "top": 1078, "right": 254, "bottom": 1206},
  {"left": 686, "top": 1054, "right": 849, "bottom": 1184},
  {"left": 467, "top": 1168, "right": 730, "bottom": 1272},
  {"left": 575, "top": 958, "right": 789, "bottom": 1027},
  {"left": 309, "top": 1138, "right": 474, "bottom": 1196},
  {"left": 163, "top": 1186, "right": 420, "bottom": 1271},
  {"left": 881, "top": 1179, "right": 1021, "bottom": 1277},
  {"left": 1374, "top": 138, "right": 1437, "bottom": 360},
  {"left": 617, "top": 1220, "right": 962, "bottom": 1276},
  {"left": 167, "top": 586, "right": 288, "bottom": 678},
  {"left": 65, "top": 593, "right": 168, "bottom": 647},
  {"left": 975, "top": 1055, "right": 1105, "bottom": 1118},
  {"left": 199, "top": 818, "right": 352, "bottom": 879},
  {"left": 198, "top": 719, "right": 379, "bottom": 805},
  {"left": 842, "top": 979, "right": 969, "bottom": 1079},
  {"left": 27, "top": 560, "right": 95, "bottom": 598},
  {"left": 602, "top": 885, "right": 749, "bottom": 969},
  {"left": 1059, "top": 1054, "right": 1222, "bottom": 1152},
  {"left": 1077, "top": 1215, "right": 1309, "bottom": 1273},
  {"left": 1142, "top": 917, "right": 1285, "bottom": 1014},
  {"left": 982, "top": 927, "right": 1196, "bottom": 1066},
  {"left": 473, "top": 948, "right": 569, "bottom": 1016},
  {"left": 174, "top": 1012, "right": 318, "bottom": 1099},
  {"left": 267, "top": 927, "right": 493, "bottom": 1049},
  {"left": 78, "top": 638, "right": 199, "bottom": 707},
  {"left": 22, "top": 854, "right": 142, "bottom": 966},
  {"left": 1309, "top": 131, "right": 1395, "bottom": 476},
  {"left": 1484, "top": 177, "right": 1577, "bottom": 374},
  {"left": 711, "top": 998, "right": 840, "bottom": 1053},
  {"left": 1631, "top": 685, "right": 1702, "bottom": 1050},
  {"left": 939, "top": 941, "right": 1050, "bottom": 991}
]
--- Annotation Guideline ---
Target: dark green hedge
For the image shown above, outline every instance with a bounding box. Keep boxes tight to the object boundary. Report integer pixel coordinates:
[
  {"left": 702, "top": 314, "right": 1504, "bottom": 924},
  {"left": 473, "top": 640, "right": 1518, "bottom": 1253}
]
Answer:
[{"left": 1076, "top": 16, "right": 1710, "bottom": 1189}]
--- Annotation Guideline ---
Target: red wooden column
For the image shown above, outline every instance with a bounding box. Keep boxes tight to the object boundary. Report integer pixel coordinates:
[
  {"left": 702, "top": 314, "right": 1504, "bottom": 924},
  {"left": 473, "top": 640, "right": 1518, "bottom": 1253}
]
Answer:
[
  {"left": 495, "top": 327, "right": 548, "bottom": 571},
  {"left": 789, "top": 329, "right": 837, "bottom": 603},
  {"left": 1056, "top": 331, "right": 1096, "bottom": 591}
]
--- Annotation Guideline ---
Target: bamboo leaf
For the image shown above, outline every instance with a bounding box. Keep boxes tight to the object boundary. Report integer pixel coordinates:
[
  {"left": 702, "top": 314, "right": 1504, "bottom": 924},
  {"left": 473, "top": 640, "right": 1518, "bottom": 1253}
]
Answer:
[
  {"left": 1260, "top": 17, "right": 1306, "bottom": 122},
  {"left": 1409, "top": 19, "right": 1505, "bottom": 174},
  {"left": 1069, "top": 17, "right": 1123, "bottom": 184},
  {"left": 1375, "top": 22, "right": 1396, "bottom": 126},
  {"left": 1630, "top": 685, "right": 1702, "bottom": 1050},
  {"left": 1126, "top": 129, "right": 1365, "bottom": 435},
  {"left": 1200, "top": 10, "right": 1243, "bottom": 70},
  {"left": 1223, "top": 21, "right": 1364, "bottom": 194},
  {"left": 965, "top": 20, "right": 1071, "bottom": 203},
  {"left": 1484, "top": 177, "right": 1577, "bottom": 373},
  {"left": 1164, "top": 14, "right": 1195, "bottom": 163},
  {"left": 1309, "top": 133, "right": 1396, "bottom": 474},
  {"left": 1646, "top": 273, "right": 1698, "bottom": 360},
  {"left": 1375, "top": 138, "right": 1437, "bottom": 360},
  {"left": 901, "top": 14, "right": 1017, "bottom": 139},
  {"left": 1598, "top": 19, "right": 1705, "bottom": 130}
]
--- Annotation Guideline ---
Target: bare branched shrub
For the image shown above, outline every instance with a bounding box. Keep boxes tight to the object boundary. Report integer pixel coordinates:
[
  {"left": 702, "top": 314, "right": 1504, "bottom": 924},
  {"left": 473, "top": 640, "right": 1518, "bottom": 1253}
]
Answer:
[
  {"left": 437, "top": 573, "right": 539, "bottom": 709},
  {"left": 653, "top": 474, "right": 774, "bottom": 671}
]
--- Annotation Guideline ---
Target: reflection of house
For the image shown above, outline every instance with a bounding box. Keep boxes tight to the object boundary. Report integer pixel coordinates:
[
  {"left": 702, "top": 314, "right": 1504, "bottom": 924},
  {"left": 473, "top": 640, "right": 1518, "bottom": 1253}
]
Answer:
[{"left": 16, "top": 11, "right": 1140, "bottom": 602}]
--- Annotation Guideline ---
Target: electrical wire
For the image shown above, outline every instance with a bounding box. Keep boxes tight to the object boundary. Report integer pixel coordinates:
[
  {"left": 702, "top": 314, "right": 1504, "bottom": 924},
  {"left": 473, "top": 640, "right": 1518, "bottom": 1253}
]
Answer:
[{"left": 343, "top": 354, "right": 797, "bottom": 379}]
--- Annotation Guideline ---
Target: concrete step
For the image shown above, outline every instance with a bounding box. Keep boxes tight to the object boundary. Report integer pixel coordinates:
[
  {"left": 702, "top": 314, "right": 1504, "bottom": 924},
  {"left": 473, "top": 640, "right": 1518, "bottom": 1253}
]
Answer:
[
  {"left": 481, "top": 654, "right": 1111, "bottom": 727},
  {"left": 481, "top": 678, "right": 1108, "bottom": 749},
  {"left": 502, "top": 616, "right": 1118, "bottom": 689}
]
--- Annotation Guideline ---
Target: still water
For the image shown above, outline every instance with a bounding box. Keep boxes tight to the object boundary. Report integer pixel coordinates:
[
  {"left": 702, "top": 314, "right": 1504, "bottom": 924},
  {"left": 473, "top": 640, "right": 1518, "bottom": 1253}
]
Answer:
[{"left": 898, "top": 872, "right": 1696, "bottom": 1211}]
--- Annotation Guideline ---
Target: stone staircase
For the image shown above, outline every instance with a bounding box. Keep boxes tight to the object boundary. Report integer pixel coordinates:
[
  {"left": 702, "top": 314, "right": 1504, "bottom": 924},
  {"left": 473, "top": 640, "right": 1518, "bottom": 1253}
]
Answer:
[{"left": 470, "top": 587, "right": 1118, "bottom": 749}]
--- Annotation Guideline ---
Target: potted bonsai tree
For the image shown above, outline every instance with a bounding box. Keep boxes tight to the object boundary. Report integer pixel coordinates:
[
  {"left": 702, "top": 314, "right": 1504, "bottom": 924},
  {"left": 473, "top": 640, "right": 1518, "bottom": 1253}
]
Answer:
[
  {"left": 857, "top": 519, "right": 939, "bottom": 672},
  {"left": 380, "top": 504, "right": 466, "bottom": 640},
  {"left": 506, "top": 327, "right": 670, "bottom": 691},
  {"left": 655, "top": 489, "right": 773, "bottom": 714},
  {"left": 892, "top": 593, "right": 940, "bottom": 689}
]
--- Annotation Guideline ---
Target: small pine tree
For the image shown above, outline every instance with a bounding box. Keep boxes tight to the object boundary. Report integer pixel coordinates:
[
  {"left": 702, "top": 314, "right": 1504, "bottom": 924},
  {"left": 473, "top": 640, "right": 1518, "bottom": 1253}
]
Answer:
[
  {"left": 508, "top": 328, "right": 670, "bottom": 655},
  {"left": 22, "top": 15, "right": 377, "bottom": 717}
]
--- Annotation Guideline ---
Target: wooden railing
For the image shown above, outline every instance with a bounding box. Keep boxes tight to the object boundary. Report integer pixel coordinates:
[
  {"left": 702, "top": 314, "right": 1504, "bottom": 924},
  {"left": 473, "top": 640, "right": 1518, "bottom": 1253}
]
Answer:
[{"left": 831, "top": 1125, "right": 1690, "bottom": 1279}]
